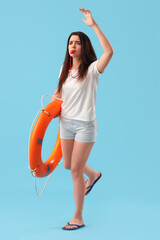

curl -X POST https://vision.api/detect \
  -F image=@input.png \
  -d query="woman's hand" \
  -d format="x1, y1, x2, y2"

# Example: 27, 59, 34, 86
50, 88, 62, 102
79, 8, 96, 27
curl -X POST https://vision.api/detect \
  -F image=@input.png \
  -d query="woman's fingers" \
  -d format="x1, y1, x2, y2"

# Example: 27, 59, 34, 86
79, 8, 91, 16
79, 8, 87, 12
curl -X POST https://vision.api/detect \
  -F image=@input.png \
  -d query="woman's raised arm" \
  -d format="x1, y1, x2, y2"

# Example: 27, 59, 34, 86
79, 8, 113, 73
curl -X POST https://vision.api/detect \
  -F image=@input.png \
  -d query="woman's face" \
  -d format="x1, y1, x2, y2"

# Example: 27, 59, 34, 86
68, 35, 82, 59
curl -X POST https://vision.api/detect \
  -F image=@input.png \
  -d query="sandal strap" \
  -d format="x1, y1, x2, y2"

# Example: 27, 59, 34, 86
67, 222, 84, 227
86, 184, 94, 189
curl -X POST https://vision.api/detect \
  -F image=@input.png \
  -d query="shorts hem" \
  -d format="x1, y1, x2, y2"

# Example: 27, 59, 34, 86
75, 141, 96, 143
60, 136, 96, 142
75, 138, 96, 143
60, 136, 74, 140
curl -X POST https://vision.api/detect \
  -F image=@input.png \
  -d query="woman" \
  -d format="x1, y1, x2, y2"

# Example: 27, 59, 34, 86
51, 8, 113, 230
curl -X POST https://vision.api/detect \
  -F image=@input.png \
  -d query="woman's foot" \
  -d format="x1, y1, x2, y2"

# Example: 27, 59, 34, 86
62, 217, 84, 230
85, 171, 102, 195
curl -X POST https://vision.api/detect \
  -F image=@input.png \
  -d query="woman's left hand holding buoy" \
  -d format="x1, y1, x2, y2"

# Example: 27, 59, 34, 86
79, 8, 96, 27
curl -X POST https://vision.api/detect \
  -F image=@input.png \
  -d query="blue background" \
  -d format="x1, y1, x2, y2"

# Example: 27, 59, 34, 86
0, 0, 160, 239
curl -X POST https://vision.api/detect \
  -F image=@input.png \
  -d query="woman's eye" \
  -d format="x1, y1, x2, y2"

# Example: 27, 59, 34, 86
69, 42, 81, 45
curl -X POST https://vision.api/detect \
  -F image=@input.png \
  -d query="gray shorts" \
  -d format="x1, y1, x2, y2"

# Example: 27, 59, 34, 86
60, 116, 97, 142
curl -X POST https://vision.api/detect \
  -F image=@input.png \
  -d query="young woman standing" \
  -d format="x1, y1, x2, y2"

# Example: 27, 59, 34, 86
51, 8, 113, 230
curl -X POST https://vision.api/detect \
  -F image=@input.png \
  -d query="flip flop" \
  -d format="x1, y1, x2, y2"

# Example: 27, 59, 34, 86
62, 222, 85, 230
85, 172, 102, 196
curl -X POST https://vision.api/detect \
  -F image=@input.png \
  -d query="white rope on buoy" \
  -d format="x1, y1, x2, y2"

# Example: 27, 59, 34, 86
34, 173, 52, 197
28, 94, 63, 197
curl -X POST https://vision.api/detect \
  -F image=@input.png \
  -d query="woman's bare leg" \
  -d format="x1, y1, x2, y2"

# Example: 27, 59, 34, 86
60, 138, 101, 196
62, 140, 95, 229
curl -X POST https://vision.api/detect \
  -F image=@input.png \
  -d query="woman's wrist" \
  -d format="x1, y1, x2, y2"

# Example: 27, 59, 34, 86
91, 22, 98, 28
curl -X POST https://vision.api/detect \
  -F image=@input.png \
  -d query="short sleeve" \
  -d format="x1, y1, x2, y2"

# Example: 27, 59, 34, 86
90, 60, 104, 76
95, 60, 104, 75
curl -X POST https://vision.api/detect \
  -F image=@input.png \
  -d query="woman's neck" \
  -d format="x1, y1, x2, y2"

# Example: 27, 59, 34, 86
72, 58, 81, 70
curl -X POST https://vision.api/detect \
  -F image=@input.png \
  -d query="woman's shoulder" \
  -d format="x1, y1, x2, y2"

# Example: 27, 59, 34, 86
88, 60, 98, 67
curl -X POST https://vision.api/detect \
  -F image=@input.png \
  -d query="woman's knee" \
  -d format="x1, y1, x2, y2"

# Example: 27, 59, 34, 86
63, 160, 71, 170
71, 166, 83, 177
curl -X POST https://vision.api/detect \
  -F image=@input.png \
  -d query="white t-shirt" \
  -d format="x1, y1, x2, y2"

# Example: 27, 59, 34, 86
58, 60, 103, 121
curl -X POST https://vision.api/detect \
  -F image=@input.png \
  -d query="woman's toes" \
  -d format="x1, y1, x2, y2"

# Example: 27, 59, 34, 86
63, 223, 69, 228
63, 223, 78, 230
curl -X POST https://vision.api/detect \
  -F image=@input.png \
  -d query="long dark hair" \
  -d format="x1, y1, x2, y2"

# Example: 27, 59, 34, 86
57, 31, 97, 93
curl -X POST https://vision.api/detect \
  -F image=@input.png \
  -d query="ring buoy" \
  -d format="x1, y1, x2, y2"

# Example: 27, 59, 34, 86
29, 98, 63, 178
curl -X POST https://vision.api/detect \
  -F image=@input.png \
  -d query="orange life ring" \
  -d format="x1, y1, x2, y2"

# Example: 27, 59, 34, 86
29, 98, 63, 178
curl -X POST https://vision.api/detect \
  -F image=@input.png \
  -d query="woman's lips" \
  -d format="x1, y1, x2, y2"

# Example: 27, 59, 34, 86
70, 50, 76, 54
